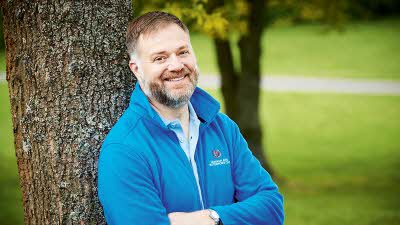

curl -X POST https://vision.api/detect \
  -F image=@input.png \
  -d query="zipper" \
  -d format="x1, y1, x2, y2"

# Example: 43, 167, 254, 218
196, 124, 208, 209
168, 131, 205, 209
195, 149, 207, 209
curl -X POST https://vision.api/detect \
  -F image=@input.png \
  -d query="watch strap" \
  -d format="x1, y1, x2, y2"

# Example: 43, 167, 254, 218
208, 209, 220, 225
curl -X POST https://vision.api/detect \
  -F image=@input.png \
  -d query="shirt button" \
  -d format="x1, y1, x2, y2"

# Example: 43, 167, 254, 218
179, 139, 183, 143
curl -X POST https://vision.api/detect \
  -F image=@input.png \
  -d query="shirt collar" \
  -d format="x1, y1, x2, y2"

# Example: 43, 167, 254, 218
158, 101, 198, 126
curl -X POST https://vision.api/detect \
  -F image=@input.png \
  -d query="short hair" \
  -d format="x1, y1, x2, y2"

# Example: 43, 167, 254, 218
126, 11, 189, 59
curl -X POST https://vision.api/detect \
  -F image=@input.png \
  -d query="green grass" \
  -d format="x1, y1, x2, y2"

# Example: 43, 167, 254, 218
0, 83, 23, 225
191, 18, 400, 80
0, 51, 5, 71
1, 81, 399, 224
263, 92, 400, 225
207, 89, 400, 225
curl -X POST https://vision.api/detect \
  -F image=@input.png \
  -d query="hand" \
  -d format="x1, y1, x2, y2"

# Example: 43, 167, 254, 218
168, 210, 214, 225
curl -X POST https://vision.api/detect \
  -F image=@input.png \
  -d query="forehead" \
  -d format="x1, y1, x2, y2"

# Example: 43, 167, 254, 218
137, 24, 191, 56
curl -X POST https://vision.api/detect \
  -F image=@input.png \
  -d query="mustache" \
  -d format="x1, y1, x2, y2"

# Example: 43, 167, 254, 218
161, 67, 191, 80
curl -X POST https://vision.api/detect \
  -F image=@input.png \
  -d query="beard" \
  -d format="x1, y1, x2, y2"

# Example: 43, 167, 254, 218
142, 66, 199, 108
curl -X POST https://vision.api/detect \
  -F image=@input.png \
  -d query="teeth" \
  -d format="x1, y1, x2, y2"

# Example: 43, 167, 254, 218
168, 76, 185, 82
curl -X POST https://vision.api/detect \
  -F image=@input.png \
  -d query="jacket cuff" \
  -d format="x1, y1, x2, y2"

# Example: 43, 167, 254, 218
210, 206, 231, 225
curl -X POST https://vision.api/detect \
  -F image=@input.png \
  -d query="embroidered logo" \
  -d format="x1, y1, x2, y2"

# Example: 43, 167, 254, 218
212, 149, 222, 158
209, 149, 230, 167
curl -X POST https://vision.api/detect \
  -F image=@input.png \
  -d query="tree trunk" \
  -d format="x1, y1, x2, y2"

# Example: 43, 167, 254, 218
213, 38, 239, 122
1, 1, 133, 224
213, 0, 275, 175
237, 0, 274, 175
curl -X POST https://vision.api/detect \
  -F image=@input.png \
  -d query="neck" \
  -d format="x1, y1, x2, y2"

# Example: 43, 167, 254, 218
148, 98, 189, 123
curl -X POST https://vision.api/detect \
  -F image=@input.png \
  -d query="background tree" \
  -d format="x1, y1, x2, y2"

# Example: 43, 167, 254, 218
1, 0, 133, 224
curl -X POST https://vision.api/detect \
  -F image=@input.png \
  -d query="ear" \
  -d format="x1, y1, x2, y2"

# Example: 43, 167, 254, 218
129, 58, 145, 87
129, 59, 140, 76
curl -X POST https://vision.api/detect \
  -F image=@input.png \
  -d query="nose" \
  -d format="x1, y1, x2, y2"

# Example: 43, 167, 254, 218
167, 54, 184, 71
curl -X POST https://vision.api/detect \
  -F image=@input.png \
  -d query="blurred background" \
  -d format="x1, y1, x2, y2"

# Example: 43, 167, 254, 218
1, 0, 399, 224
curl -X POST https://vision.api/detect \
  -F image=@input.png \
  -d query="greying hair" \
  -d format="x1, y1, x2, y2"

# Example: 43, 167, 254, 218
126, 11, 189, 59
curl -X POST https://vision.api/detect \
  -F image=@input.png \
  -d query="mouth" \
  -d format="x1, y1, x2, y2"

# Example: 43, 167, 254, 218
164, 74, 187, 82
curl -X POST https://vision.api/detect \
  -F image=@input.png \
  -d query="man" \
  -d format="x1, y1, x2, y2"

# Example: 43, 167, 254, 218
98, 11, 284, 225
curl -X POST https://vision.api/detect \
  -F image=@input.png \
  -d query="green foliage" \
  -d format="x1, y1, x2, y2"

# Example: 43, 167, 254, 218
162, 1, 231, 38
132, 0, 400, 39
132, 0, 362, 39
133, 0, 249, 39
268, 0, 349, 28
268, 0, 400, 26
347, 0, 400, 19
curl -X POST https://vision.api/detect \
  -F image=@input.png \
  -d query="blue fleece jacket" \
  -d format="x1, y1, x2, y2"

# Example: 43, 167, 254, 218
98, 83, 284, 225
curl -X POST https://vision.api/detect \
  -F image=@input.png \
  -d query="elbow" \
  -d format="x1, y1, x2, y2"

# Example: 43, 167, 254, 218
260, 190, 284, 225
270, 191, 284, 225
277, 193, 285, 225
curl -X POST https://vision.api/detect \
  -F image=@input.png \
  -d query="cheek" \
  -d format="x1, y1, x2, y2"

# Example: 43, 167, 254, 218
183, 57, 198, 71
142, 65, 165, 80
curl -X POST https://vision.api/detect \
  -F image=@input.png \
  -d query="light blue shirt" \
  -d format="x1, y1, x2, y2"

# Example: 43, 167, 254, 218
159, 101, 204, 209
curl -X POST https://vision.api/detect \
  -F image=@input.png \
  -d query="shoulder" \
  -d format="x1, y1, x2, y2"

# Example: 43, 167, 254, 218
101, 107, 149, 153
99, 110, 153, 172
212, 112, 239, 132
204, 112, 241, 148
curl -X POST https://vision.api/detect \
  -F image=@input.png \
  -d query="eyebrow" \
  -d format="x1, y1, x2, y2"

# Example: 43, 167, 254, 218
149, 45, 189, 57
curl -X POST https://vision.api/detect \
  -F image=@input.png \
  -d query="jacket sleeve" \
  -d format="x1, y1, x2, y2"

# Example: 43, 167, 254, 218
98, 143, 170, 225
211, 119, 284, 225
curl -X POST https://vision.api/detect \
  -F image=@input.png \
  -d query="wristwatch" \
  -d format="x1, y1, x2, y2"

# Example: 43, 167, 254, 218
208, 209, 221, 225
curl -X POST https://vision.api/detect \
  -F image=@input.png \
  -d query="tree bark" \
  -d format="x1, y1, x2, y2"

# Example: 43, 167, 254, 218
1, 0, 133, 224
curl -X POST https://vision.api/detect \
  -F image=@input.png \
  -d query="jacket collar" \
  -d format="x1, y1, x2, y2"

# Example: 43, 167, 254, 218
128, 82, 220, 126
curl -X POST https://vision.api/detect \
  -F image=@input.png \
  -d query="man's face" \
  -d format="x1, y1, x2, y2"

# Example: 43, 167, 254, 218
129, 23, 199, 108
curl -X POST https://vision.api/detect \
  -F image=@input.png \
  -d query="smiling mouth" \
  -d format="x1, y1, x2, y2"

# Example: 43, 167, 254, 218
165, 75, 187, 82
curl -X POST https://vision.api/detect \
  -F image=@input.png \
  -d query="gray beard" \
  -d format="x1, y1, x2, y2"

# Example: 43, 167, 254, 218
144, 71, 198, 108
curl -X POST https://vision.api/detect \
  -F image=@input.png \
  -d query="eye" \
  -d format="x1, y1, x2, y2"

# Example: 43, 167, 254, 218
179, 50, 190, 56
154, 56, 166, 63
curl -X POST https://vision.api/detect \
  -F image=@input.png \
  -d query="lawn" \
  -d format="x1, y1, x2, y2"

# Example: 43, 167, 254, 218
263, 91, 400, 225
191, 18, 400, 80
210, 89, 400, 225
0, 51, 5, 71
1, 82, 399, 225
0, 83, 23, 225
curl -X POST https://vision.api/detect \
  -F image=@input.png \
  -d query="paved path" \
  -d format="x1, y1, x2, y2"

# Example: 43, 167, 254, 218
198, 74, 400, 95
2, 72, 400, 95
